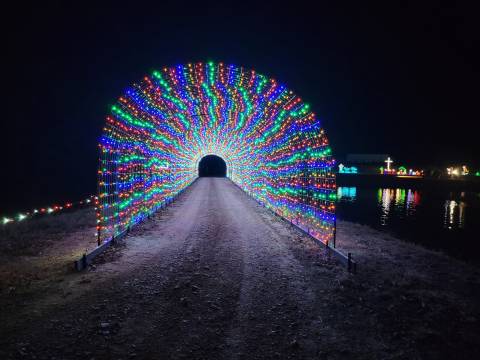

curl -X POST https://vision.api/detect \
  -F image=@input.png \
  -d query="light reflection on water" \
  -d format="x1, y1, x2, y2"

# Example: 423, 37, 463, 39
337, 187, 467, 229
337, 187, 356, 202
443, 199, 466, 230
376, 188, 421, 225
336, 186, 480, 264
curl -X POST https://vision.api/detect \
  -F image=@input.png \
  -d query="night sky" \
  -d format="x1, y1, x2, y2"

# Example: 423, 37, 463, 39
1, 1, 478, 212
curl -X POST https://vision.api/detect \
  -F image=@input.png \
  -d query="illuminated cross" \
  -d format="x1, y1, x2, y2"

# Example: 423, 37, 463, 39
385, 157, 393, 171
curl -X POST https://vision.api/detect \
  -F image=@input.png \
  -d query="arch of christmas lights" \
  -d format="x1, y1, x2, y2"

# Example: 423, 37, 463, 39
97, 62, 336, 245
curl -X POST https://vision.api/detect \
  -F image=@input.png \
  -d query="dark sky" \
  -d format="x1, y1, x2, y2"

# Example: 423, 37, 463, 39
1, 1, 478, 212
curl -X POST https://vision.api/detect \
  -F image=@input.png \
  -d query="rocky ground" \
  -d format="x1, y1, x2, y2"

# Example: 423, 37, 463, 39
0, 178, 479, 359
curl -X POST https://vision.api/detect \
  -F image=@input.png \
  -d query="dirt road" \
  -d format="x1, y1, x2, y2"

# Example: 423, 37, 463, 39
1, 178, 479, 359
0, 178, 343, 359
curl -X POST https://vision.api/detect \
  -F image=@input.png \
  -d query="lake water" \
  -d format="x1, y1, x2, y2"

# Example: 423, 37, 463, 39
336, 186, 480, 265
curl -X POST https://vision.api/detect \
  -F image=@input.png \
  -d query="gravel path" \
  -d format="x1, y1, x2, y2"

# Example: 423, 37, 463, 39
2, 178, 479, 359
0, 178, 343, 359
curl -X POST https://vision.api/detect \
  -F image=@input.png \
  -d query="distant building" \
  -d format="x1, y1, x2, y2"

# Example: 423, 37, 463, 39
346, 154, 389, 164
342, 154, 391, 175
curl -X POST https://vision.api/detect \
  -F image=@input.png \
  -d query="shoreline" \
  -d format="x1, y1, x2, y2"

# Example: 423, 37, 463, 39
338, 218, 480, 268
337, 173, 480, 190
337, 219, 479, 270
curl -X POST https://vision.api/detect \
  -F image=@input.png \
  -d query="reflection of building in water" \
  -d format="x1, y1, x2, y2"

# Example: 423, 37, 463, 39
378, 188, 420, 225
395, 188, 406, 206
379, 189, 393, 225
443, 200, 466, 229
337, 187, 357, 201
405, 189, 420, 215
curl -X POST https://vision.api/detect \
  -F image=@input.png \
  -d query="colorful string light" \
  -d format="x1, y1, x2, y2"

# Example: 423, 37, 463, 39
379, 166, 424, 177
97, 62, 336, 245
338, 164, 358, 174
1, 195, 95, 226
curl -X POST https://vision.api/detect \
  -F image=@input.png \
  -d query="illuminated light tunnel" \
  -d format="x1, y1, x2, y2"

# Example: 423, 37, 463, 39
97, 62, 336, 245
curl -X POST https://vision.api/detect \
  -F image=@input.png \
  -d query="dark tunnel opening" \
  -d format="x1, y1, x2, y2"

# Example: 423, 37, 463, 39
198, 155, 227, 177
